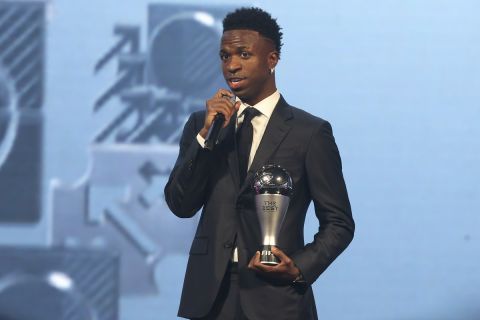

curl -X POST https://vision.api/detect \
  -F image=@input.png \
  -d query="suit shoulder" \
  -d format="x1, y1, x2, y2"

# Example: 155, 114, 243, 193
184, 110, 206, 131
190, 110, 206, 122
288, 104, 330, 128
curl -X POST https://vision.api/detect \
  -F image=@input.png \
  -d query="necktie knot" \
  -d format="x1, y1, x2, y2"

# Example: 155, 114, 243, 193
241, 107, 261, 124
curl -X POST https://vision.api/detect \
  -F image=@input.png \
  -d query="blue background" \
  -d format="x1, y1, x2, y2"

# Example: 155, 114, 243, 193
0, 0, 479, 319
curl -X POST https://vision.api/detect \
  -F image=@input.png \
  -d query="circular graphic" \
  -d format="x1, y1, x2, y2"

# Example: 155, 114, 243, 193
148, 11, 225, 99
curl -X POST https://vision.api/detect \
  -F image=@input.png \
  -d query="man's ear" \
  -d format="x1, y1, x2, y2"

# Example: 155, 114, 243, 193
268, 51, 279, 69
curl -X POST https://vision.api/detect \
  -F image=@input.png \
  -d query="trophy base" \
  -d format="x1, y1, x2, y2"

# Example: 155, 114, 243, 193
260, 245, 279, 265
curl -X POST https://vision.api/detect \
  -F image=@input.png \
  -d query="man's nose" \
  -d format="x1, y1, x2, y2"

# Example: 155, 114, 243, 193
226, 57, 241, 73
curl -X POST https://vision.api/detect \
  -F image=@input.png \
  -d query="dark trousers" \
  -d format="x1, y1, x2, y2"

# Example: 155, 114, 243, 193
191, 262, 248, 320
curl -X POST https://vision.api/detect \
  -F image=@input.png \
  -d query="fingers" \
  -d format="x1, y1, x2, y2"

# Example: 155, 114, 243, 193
203, 90, 237, 130
211, 89, 236, 111
248, 251, 276, 275
249, 252, 275, 273
214, 89, 234, 99
222, 101, 241, 128
247, 248, 298, 282
207, 99, 233, 118
248, 250, 282, 273
271, 246, 292, 265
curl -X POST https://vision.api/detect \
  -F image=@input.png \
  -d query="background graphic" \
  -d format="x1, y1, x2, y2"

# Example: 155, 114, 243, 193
0, 0, 479, 319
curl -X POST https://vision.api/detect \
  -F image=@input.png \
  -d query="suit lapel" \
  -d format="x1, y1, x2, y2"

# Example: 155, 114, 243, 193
239, 96, 293, 194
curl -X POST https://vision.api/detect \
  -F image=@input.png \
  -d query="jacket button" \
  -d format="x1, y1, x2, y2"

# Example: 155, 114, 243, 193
223, 242, 233, 248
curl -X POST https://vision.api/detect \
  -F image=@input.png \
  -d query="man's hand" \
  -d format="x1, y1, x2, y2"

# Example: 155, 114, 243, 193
199, 89, 241, 138
248, 246, 301, 283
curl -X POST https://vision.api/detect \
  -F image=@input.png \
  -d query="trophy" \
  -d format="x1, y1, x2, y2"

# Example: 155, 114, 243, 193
252, 164, 293, 265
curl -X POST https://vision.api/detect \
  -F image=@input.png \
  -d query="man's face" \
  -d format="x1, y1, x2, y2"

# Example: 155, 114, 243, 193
220, 29, 278, 106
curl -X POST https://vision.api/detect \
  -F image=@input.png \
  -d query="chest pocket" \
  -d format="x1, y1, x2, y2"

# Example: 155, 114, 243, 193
269, 146, 304, 181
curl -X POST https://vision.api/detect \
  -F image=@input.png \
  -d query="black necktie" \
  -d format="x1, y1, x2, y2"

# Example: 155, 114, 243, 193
237, 107, 261, 185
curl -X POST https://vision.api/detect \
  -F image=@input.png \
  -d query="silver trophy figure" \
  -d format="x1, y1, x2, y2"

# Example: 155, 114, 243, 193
252, 164, 293, 265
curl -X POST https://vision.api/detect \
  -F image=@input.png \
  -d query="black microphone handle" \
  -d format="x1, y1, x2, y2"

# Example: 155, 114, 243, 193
204, 113, 226, 150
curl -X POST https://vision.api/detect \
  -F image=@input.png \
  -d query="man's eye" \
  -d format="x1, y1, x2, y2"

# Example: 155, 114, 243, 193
240, 51, 250, 58
220, 53, 229, 61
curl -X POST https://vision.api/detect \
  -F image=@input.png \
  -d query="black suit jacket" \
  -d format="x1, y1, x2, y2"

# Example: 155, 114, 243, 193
165, 96, 354, 319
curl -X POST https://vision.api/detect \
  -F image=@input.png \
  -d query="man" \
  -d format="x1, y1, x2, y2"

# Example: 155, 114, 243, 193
165, 7, 354, 320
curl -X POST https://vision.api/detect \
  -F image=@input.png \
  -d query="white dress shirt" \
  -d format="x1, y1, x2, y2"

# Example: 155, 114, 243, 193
196, 90, 281, 261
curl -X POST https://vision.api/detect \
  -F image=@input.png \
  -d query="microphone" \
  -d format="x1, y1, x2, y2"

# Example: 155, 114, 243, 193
204, 95, 236, 150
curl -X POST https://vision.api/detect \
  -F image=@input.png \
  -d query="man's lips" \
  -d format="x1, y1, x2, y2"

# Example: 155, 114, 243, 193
228, 77, 246, 90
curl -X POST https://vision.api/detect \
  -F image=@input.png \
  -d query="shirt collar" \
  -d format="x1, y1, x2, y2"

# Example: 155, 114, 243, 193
237, 90, 280, 119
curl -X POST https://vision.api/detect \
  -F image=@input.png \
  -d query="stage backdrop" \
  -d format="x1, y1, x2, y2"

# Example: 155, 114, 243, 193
0, 0, 479, 319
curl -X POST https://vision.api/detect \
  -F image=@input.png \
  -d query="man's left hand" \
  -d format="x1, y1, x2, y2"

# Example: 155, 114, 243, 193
248, 246, 301, 283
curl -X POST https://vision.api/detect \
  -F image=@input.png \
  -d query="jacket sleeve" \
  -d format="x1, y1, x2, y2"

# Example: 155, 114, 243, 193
164, 112, 213, 218
291, 121, 355, 285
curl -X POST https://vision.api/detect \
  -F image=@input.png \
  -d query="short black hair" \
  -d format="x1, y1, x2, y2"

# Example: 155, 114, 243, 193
223, 7, 283, 56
